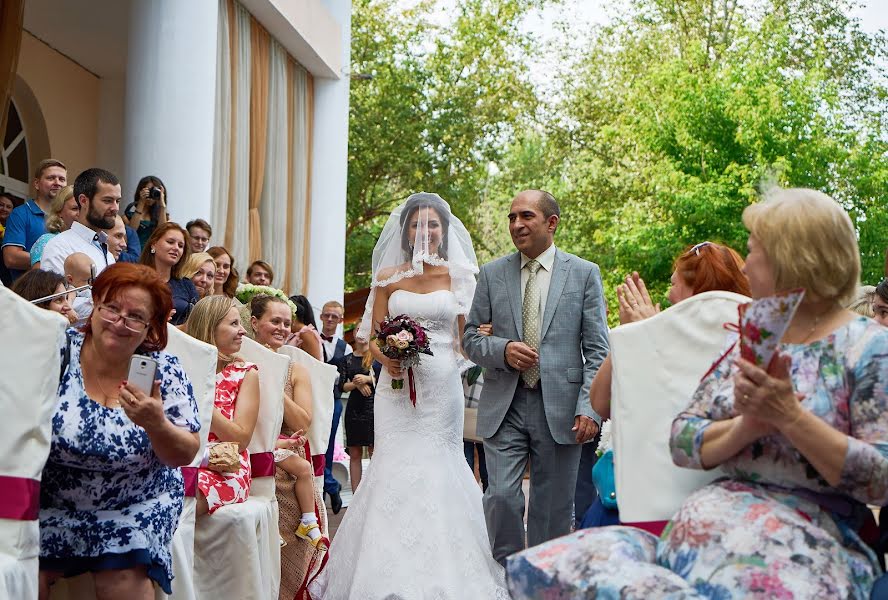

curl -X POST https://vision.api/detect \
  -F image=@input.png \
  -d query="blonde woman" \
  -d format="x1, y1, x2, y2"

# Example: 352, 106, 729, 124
30, 185, 79, 268
182, 252, 217, 299
508, 188, 888, 600
185, 296, 260, 516
848, 285, 876, 318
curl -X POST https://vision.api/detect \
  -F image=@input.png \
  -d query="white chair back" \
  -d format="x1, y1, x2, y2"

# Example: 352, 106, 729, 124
277, 345, 339, 455
237, 337, 288, 455
611, 290, 747, 523
237, 338, 288, 501
0, 288, 65, 483
165, 325, 218, 465
0, 288, 66, 600
194, 338, 286, 600
154, 325, 218, 600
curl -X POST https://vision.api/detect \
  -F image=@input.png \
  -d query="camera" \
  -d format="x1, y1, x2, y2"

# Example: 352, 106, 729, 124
148, 187, 162, 200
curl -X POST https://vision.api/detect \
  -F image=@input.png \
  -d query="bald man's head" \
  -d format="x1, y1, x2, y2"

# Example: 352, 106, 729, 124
64, 253, 94, 287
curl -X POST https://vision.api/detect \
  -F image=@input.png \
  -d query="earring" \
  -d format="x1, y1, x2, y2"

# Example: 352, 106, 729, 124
150, 247, 156, 254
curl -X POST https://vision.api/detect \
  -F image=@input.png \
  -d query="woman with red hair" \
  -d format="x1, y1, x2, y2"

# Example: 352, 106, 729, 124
591, 241, 750, 421
573, 242, 750, 527
38, 263, 200, 599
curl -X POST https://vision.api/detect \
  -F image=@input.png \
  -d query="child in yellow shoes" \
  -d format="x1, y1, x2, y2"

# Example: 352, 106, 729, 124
274, 431, 328, 549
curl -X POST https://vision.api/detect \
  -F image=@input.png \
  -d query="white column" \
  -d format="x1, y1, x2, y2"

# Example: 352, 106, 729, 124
123, 0, 219, 225
306, 0, 351, 308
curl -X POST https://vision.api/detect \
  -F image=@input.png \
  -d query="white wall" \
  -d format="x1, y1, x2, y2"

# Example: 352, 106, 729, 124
306, 0, 351, 308
122, 0, 219, 224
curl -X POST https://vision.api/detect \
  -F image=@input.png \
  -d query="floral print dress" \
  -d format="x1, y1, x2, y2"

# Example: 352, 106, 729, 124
507, 317, 888, 599
197, 361, 258, 513
40, 330, 200, 594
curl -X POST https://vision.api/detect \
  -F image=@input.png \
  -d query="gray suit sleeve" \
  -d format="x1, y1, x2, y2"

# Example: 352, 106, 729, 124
577, 263, 609, 424
463, 264, 510, 370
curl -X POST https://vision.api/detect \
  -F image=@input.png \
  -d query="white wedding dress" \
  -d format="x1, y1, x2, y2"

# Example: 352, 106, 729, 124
309, 289, 508, 599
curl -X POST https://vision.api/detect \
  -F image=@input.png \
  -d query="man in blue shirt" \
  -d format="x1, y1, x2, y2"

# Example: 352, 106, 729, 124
120, 224, 142, 263
1, 159, 67, 280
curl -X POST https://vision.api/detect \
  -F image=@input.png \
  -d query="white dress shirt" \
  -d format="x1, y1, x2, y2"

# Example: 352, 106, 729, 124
321, 334, 353, 363
520, 243, 557, 341
41, 221, 115, 276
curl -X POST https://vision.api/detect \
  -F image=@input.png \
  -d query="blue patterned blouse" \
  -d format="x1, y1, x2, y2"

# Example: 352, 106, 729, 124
39, 329, 201, 593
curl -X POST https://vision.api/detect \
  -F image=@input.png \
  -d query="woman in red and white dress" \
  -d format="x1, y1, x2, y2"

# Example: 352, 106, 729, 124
186, 295, 261, 514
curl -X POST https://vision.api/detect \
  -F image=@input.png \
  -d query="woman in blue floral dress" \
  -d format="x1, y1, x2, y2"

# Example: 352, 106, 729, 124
39, 264, 200, 599
507, 188, 888, 599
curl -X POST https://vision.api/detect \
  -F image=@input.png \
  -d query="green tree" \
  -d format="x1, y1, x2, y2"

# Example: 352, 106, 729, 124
537, 0, 888, 319
345, 0, 544, 290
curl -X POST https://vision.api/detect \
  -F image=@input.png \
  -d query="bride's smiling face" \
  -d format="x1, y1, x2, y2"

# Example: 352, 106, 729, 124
408, 207, 443, 256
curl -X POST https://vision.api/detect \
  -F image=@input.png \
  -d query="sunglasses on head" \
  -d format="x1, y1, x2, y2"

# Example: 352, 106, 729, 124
689, 241, 713, 256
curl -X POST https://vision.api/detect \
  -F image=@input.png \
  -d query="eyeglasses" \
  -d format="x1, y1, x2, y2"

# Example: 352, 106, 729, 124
689, 241, 713, 256
320, 312, 343, 321
97, 305, 150, 333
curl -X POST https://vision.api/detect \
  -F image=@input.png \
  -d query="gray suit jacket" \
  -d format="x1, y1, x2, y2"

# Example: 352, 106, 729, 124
463, 249, 609, 445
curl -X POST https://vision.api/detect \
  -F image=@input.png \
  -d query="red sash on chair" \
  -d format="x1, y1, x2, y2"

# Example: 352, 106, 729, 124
182, 467, 198, 498
250, 452, 276, 477
0, 476, 40, 520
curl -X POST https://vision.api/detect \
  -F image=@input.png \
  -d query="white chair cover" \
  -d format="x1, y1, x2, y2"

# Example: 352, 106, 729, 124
156, 325, 218, 600
0, 288, 66, 600
276, 345, 339, 456
611, 290, 747, 523
194, 338, 288, 600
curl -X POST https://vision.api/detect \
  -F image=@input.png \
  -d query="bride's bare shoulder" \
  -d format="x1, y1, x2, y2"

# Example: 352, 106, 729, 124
376, 262, 413, 285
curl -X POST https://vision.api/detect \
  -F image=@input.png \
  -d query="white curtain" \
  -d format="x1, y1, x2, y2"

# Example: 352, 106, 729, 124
210, 0, 231, 241
229, 1, 252, 274
211, 0, 314, 290
260, 41, 288, 289
287, 64, 311, 295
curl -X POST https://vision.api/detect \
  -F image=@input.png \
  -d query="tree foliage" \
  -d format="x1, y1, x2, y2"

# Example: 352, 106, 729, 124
346, 0, 888, 320
346, 0, 544, 289
532, 0, 888, 315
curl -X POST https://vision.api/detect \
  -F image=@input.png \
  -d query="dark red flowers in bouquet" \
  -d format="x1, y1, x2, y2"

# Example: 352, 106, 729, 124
373, 314, 433, 406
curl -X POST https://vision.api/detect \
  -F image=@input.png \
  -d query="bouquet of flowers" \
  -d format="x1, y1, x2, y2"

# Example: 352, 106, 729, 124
373, 314, 433, 406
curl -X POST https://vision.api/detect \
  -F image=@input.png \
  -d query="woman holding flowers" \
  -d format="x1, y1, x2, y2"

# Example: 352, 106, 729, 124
308, 193, 507, 599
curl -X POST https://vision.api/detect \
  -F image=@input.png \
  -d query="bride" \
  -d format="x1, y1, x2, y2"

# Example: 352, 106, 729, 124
308, 193, 508, 599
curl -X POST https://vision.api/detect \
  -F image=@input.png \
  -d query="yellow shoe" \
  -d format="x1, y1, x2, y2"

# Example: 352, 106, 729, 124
295, 521, 329, 550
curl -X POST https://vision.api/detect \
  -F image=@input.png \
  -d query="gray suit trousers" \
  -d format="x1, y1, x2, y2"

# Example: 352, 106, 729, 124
482, 385, 582, 565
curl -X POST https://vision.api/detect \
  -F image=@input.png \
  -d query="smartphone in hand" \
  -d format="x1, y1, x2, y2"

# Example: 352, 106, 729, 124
127, 355, 158, 395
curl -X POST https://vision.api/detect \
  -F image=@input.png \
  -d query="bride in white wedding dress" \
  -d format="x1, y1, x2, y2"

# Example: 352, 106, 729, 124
308, 193, 508, 599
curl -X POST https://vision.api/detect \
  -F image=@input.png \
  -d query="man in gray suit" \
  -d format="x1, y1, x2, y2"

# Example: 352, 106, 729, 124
463, 190, 609, 564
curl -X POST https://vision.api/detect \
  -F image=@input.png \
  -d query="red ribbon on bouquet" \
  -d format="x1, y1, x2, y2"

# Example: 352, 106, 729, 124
407, 367, 417, 407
